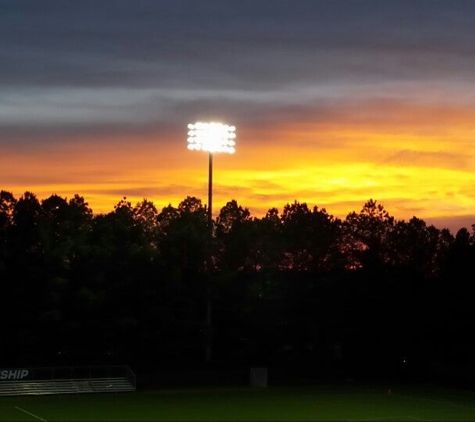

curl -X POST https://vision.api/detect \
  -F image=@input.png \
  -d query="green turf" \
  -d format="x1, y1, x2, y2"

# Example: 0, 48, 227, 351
2, 383, 475, 421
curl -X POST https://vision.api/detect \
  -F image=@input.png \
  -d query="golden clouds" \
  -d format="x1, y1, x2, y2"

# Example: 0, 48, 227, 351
2, 98, 475, 234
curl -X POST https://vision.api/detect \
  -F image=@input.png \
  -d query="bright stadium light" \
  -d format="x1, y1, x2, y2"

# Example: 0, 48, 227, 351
186, 121, 236, 228
186, 121, 236, 363
187, 122, 236, 154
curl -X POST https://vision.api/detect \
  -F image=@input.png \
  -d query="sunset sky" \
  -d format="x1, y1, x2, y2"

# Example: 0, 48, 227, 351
1, 0, 475, 233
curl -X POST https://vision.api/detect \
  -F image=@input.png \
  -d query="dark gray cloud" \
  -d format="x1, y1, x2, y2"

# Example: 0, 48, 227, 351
383, 149, 470, 170
2, 0, 475, 140
2, 0, 475, 90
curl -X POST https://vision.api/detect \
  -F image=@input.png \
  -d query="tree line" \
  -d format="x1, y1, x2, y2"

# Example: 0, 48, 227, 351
1, 190, 475, 380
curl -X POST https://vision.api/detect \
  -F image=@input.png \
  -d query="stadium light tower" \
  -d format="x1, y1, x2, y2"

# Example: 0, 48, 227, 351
187, 121, 236, 363
187, 122, 236, 229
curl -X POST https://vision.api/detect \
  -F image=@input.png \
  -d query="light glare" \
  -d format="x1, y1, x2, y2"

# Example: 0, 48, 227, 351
186, 121, 236, 154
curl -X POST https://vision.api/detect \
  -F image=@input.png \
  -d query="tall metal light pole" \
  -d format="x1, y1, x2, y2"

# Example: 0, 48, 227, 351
187, 122, 236, 228
187, 121, 236, 363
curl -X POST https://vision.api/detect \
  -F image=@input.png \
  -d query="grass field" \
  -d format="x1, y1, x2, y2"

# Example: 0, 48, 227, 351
2, 382, 475, 421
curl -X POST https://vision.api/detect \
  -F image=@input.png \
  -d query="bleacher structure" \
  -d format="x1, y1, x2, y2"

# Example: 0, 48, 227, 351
0, 365, 136, 396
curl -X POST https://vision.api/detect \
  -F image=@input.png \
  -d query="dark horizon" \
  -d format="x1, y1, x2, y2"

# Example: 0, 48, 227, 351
1, 190, 474, 390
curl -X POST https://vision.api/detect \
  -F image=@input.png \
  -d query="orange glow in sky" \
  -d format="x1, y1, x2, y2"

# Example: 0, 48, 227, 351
3, 99, 475, 234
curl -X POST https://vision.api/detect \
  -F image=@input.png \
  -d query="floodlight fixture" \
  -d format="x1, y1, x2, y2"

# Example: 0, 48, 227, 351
187, 122, 236, 154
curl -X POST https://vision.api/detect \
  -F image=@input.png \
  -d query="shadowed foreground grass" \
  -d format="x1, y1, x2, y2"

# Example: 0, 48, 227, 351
2, 383, 475, 421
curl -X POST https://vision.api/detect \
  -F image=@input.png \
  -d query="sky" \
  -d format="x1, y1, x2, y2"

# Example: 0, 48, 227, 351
1, 0, 475, 234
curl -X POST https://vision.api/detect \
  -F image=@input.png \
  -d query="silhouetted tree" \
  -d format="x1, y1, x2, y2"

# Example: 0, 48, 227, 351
280, 201, 341, 272
11, 191, 41, 262
0, 190, 17, 362
154, 197, 209, 362
215, 200, 254, 272
342, 199, 395, 271
254, 207, 283, 272
133, 198, 159, 250
6, 192, 43, 362
0, 190, 16, 269
436, 227, 475, 365
157, 196, 208, 278
38, 194, 96, 359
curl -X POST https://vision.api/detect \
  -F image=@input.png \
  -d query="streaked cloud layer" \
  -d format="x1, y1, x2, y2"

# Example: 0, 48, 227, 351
1, 0, 475, 233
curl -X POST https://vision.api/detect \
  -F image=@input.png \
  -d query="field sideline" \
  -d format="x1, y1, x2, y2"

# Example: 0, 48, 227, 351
2, 383, 475, 421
